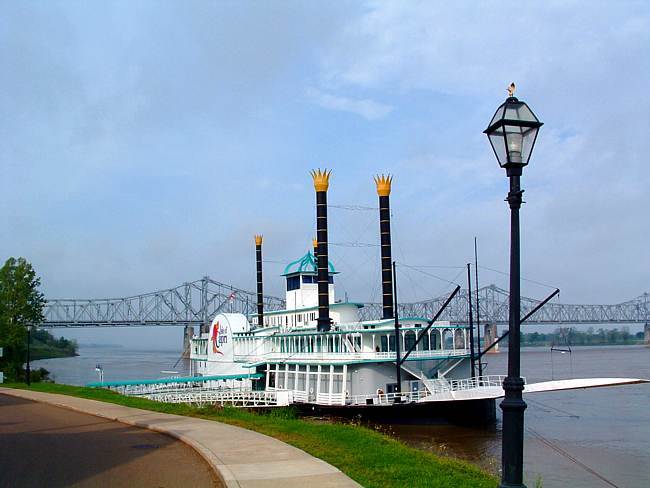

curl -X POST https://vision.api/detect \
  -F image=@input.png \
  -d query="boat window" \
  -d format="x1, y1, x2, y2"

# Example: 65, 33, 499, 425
380, 335, 388, 352
422, 332, 430, 350
328, 276, 334, 284
286, 276, 300, 291
405, 331, 416, 351
302, 275, 316, 284
388, 334, 396, 352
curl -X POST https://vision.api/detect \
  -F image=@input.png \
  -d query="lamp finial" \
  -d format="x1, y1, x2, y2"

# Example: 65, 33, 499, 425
507, 82, 516, 97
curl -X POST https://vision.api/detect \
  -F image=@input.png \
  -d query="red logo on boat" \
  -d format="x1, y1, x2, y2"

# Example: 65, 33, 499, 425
211, 321, 228, 355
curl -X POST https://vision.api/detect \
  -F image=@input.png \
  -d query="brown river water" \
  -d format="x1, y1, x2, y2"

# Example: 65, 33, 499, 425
382, 345, 650, 487
35, 343, 649, 487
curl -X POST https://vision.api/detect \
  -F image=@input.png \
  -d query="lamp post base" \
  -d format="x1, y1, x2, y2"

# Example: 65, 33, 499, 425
499, 385, 527, 488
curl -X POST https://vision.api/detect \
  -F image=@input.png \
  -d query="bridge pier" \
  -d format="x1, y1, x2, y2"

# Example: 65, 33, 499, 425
182, 325, 194, 358
644, 323, 650, 346
483, 323, 499, 353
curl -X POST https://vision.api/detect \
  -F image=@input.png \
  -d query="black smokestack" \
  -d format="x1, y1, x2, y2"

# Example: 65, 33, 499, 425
375, 174, 394, 319
255, 234, 264, 327
311, 169, 332, 332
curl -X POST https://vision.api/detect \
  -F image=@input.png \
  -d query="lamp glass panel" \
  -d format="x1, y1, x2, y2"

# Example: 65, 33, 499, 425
489, 104, 505, 127
521, 126, 539, 165
515, 103, 538, 123
488, 129, 508, 166
504, 125, 524, 165
504, 102, 538, 123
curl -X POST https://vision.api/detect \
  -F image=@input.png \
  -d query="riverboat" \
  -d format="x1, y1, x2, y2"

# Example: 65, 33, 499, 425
183, 171, 646, 423
189, 249, 497, 421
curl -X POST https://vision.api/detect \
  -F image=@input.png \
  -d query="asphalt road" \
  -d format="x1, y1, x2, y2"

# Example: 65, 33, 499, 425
0, 393, 221, 488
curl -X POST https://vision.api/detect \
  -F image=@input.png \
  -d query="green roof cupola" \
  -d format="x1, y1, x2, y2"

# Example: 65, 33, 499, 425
283, 250, 337, 299
282, 250, 337, 276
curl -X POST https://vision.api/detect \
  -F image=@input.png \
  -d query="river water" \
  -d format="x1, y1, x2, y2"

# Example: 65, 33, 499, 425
34, 344, 649, 487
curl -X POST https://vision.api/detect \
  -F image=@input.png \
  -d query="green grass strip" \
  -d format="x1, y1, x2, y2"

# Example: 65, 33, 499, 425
3, 383, 497, 488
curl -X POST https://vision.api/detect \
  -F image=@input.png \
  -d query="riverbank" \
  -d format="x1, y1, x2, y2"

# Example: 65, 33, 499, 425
520, 341, 645, 348
4, 383, 497, 488
30, 329, 78, 360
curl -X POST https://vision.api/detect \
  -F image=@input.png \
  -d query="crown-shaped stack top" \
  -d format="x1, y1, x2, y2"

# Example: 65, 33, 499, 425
311, 169, 331, 192
374, 174, 393, 196
254, 234, 263, 246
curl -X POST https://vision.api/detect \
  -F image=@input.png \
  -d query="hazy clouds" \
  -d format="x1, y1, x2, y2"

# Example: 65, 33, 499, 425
1, 1, 648, 306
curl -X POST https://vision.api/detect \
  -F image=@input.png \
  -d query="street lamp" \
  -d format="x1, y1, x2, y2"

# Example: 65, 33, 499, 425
26, 325, 34, 386
484, 83, 542, 488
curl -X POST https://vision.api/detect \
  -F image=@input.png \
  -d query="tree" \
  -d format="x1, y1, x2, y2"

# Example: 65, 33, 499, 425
0, 257, 46, 381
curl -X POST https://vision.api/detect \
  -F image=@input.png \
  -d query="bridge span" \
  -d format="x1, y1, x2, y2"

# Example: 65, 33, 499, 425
42, 277, 649, 328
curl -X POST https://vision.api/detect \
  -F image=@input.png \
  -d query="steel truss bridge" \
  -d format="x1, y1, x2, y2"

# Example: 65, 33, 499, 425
360, 286, 649, 325
43, 277, 285, 328
42, 277, 649, 328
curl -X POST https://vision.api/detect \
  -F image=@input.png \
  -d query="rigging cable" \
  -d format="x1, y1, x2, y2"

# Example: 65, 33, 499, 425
526, 397, 579, 419
477, 264, 558, 290
327, 204, 378, 211
397, 262, 464, 288
526, 427, 620, 488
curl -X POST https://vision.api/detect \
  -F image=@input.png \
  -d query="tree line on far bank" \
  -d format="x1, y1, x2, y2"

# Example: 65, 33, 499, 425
0, 257, 77, 383
521, 327, 644, 347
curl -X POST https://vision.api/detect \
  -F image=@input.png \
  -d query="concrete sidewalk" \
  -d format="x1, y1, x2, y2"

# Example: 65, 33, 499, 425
0, 388, 361, 488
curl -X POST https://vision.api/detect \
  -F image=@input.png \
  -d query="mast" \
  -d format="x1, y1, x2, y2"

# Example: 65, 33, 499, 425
474, 237, 484, 376
311, 169, 332, 332
392, 261, 402, 399
255, 235, 264, 327
467, 263, 476, 378
375, 174, 394, 319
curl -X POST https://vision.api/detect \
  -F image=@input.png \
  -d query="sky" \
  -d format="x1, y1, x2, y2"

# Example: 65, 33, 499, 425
2, 0, 649, 323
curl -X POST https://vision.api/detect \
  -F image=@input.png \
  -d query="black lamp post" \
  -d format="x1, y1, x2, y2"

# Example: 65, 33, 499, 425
26, 325, 33, 386
484, 84, 542, 488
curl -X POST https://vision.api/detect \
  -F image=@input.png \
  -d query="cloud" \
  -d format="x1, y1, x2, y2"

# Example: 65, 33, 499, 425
312, 1, 650, 303
1, 1, 649, 310
321, 2, 650, 99
307, 87, 393, 120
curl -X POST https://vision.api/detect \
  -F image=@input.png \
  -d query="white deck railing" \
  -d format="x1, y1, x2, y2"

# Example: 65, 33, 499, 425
112, 374, 516, 408
346, 375, 518, 406
235, 348, 469, 364
135, 388, 283, 407
347, 390, 430, 406
422, 375, 514, 394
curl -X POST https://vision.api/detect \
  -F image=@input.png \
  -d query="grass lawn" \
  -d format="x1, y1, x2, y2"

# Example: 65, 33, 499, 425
3, 382, 497, 488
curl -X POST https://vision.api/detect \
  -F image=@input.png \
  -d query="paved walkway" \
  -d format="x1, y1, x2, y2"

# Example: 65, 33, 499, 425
0, 393, 220, 488
0, 388, 360, 488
